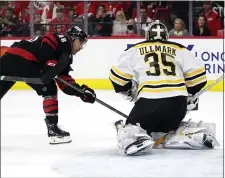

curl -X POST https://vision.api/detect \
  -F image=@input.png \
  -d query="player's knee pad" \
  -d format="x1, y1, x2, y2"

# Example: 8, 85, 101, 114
43, 95, 58, 116
117, 123, 154, 155
163, 122, 220, 149
29, 81, 57, 97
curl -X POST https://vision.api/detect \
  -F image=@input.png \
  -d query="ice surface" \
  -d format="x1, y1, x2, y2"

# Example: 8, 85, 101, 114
1, 90, 224, 177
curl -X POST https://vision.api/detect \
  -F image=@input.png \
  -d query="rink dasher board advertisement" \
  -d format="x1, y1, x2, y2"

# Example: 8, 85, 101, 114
0, 39, 224, 91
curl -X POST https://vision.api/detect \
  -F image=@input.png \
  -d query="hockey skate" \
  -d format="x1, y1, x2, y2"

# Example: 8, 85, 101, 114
45, 118, 72, 144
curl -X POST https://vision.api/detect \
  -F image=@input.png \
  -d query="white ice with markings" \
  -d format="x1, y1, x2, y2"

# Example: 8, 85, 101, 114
1, 90, 224, 177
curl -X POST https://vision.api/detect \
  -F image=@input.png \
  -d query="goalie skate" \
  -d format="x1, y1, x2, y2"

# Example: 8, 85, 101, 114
125, 136, 154, 155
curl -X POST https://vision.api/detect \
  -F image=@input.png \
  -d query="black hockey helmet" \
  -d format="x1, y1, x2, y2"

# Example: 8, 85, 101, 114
145, 20, 168, 41
66, 26, 88, 44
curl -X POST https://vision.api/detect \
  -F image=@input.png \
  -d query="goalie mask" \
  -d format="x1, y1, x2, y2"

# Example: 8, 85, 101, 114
145, 20, 168, 41
66, 26, 88, 45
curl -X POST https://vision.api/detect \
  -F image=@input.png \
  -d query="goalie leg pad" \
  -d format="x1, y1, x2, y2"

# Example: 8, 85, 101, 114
164, 123, 220, 149
180, 119, 216, 137
117, 123, 154, 155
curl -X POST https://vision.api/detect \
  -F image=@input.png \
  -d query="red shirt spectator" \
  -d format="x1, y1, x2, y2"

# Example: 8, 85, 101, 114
200, 1, 222, 36
0, 1, 29, 17
20, 10, 30, 23
75, 2, 112, 17
217, 29, 224, 37
109, 2, 123, 15
42, 2, 56, 23
48, 8, 70, 34
75, 2, 96, 16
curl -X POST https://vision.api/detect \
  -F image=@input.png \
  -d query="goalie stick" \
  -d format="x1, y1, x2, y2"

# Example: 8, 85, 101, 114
191, 74, 224, 102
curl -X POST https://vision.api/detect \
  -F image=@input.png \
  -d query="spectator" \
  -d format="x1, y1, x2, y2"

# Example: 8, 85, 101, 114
18, 8, 30, 37
75, 1, 97, 18
34, 11, 46, 36
108, 2, 124, 19
217, 29, 224, 37
134, 6, 153, 30
126, 18, 137, 34
112, 11, 127, 35
67, 7, 77, 23
169, 1, 189, 30
41, 1, 57, 23
169, 18, 188, 36
33, 1, 46, 11
200, 1, 222, 36
217, 17, 224, 37
193, 15, 211, 36
0, 7, 20, 37
20, 8, 30, 24
0, 1, 29, 18
89, 4, 113, 36
48, 7, 70, 34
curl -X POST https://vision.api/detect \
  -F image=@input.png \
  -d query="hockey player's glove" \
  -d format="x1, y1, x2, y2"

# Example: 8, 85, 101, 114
80, 84, 96, 103
187, 94, 199, 111
119, 80, 138, 102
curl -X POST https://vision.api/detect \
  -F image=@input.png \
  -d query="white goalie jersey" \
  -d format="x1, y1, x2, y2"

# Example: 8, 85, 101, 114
109, 40, 207, 99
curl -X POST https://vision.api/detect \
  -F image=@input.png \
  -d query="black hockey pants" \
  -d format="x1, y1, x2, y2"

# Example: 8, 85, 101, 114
126, 96, 187, 134
0, 53, 58, 100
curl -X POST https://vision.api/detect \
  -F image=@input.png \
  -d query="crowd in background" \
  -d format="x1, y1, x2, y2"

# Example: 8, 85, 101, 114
0, 1, 224, 37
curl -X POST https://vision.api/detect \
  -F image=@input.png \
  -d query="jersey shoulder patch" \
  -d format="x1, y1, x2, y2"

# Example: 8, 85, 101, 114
42, 32, 59, 51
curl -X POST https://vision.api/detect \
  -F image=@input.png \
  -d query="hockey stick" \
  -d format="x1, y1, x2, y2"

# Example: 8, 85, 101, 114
0, 75, 44, 84
191, 74, 224, 101
56, 77, 129, 118
0, 74, 129, 118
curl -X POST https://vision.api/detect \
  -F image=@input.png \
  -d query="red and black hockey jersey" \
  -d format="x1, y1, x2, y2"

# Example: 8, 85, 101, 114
9, 32, 73, 73
6, 32, 79, 96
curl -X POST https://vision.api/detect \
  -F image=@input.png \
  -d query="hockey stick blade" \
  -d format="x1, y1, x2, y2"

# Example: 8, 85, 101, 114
0, 75, 44, 84
56, 77, 129, 118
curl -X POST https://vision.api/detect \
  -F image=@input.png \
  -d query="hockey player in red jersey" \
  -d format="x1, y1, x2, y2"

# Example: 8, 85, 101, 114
0, 26, 96, 144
